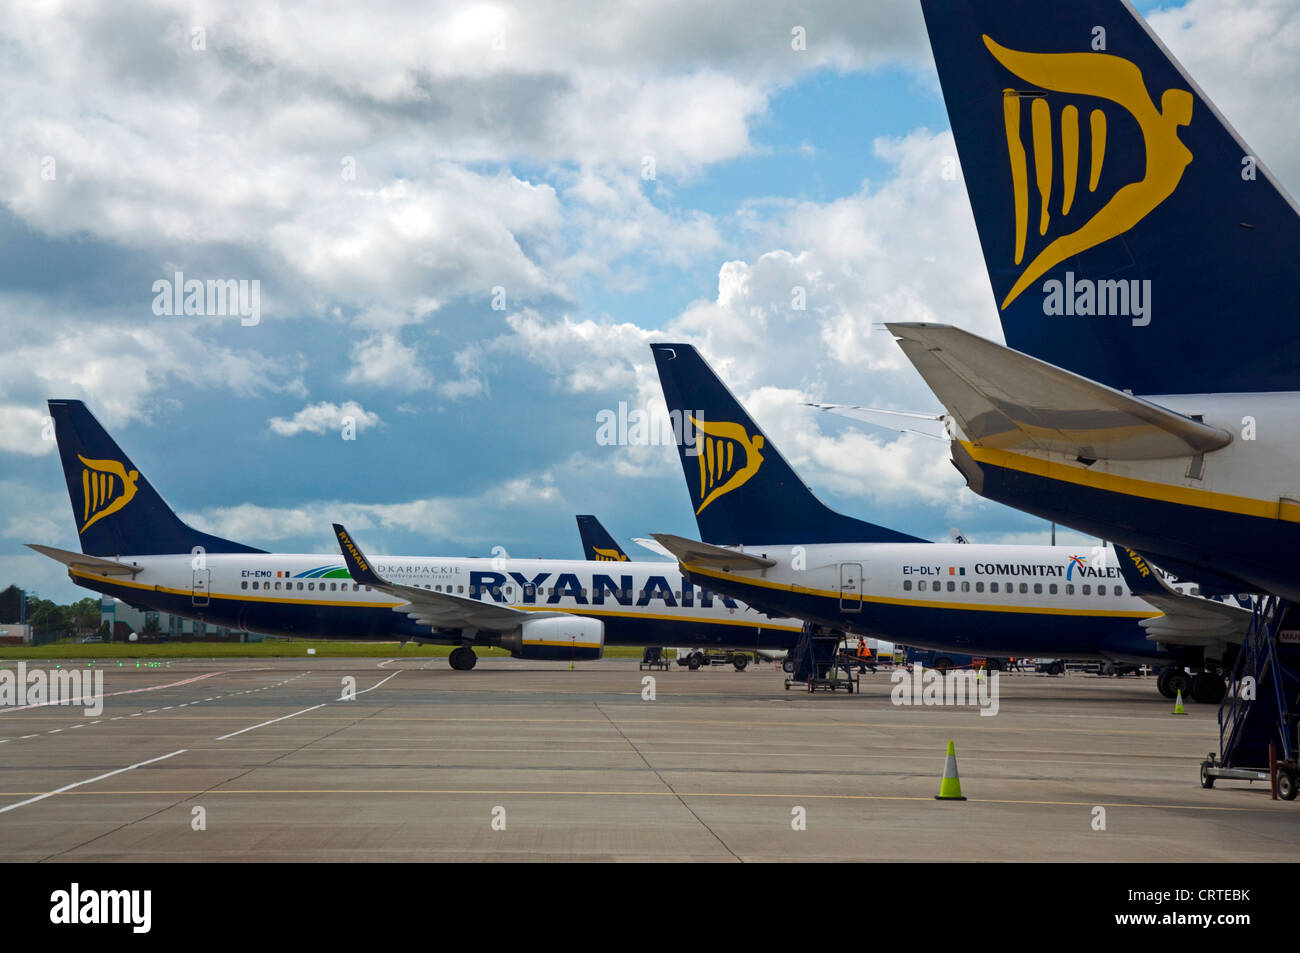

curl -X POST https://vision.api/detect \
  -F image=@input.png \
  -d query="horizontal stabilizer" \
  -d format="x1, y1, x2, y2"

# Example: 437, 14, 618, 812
631, 537, 674, 559
805, 403, 949, 441
27, 544, 143, 576
650, 533, 775, 572
885, 324, 1231, 460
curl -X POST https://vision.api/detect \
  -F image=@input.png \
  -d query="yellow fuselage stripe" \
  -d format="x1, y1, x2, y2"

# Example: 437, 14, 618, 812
960, 440, 1293, 521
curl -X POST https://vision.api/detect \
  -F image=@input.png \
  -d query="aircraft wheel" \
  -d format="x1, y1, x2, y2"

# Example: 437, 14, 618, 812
1278, 771, 1298, 801
1191, 671, 1226, 705
782, 659, 795, 674
1158, 667, 1190, 699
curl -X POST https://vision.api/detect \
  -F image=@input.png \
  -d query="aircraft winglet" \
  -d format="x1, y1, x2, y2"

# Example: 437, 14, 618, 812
332, 523, 384, 587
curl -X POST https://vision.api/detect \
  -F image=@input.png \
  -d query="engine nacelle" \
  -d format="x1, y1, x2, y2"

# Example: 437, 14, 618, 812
500, 615, 605, 661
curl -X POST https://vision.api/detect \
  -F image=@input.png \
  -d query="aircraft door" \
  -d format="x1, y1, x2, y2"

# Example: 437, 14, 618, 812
192, 569, 210, 607
839, 563, 863, 612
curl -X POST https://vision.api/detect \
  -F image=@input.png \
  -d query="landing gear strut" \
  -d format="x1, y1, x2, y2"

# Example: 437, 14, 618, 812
449, 646, 478, 671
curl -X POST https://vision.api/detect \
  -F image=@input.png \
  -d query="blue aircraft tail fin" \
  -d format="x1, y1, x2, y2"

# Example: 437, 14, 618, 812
650, 344, 926, 546
921, 0, 1300, 394
576, 515, 630, 562
48, 399, 265, 558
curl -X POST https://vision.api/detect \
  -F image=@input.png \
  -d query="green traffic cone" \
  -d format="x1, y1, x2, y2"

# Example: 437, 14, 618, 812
935, 740, 967, 801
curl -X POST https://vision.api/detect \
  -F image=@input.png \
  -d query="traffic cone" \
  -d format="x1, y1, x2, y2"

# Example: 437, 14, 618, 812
1172, 689, 1187, 715
935, 740, 967, 801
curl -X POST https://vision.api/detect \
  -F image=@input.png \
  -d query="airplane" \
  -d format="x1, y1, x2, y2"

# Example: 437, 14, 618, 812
891, 0, 1300, 603
28, 399, 805, 669
648, 343, 1250, 701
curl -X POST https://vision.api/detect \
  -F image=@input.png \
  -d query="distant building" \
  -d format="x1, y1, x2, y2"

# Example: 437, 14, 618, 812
99, 597, 258, 641
0, 623, 31, 646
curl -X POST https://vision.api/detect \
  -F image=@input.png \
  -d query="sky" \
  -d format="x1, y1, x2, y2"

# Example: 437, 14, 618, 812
4, 0, 1300, 604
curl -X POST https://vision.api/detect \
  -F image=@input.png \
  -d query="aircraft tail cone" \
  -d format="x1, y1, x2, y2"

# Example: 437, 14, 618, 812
1173, 689, 1188, 715
935, 739, 967, 801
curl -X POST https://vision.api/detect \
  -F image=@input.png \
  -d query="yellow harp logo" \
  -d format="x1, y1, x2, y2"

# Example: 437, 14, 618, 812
591, 547, 629, 562
690, 416, 765, 515
78, 455, 139, 533
986, 35, 1193, 309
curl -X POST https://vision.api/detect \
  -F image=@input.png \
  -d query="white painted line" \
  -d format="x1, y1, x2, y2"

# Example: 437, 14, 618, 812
0, 749, 187, 816
48, 729, 62, 734
0, 670, 230, 714
20, 734, 36, 739
216, 704, 326, 741
338, 671, 401, 701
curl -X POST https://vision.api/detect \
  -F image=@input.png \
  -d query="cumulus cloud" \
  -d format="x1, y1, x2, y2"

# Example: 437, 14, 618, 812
268, 400, 382, 437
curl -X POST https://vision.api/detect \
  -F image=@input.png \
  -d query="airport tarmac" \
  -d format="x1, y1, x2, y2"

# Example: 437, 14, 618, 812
0, 657, 1295, 862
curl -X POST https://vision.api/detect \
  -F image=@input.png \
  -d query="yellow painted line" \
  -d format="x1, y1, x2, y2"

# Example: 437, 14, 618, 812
961, 440, 1296, 522
679, 563, 1156, 619
0, 788, 1276, 815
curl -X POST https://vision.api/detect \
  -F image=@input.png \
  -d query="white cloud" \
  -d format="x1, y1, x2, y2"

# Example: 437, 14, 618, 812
345, 332, 434, 391
184, 471, 566, 546
268, 401, 382, 437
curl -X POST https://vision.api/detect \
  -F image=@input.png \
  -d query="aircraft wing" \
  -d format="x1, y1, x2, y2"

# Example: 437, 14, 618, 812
332, 524, 566, 633
26, 544, 143, 576
650, 533, 776, 571
1113, 545, 1251, 646
884, 323, 1232, 460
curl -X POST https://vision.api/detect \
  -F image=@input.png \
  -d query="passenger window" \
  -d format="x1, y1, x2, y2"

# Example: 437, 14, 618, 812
990, 583, 998, 593
252, 581, 259, 590
1019, 583, 1028, 594
1098, 587, 1106, 597
1082, 585, 1091, 595
1033, 583, 1042, 595
961, 581, 970, 593
903, 580, 912, 591
919, 580, 927, 592
975, 582, 984, 593
241, 581, 248, 590
1114, 586, 1123, 596
274, 581, 281, 590
1066, 584, 1074, 595
947, 581, 955, 592
308, 582, 315, 591
1049, 584, 1057, 595
330, 583, 337, 591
